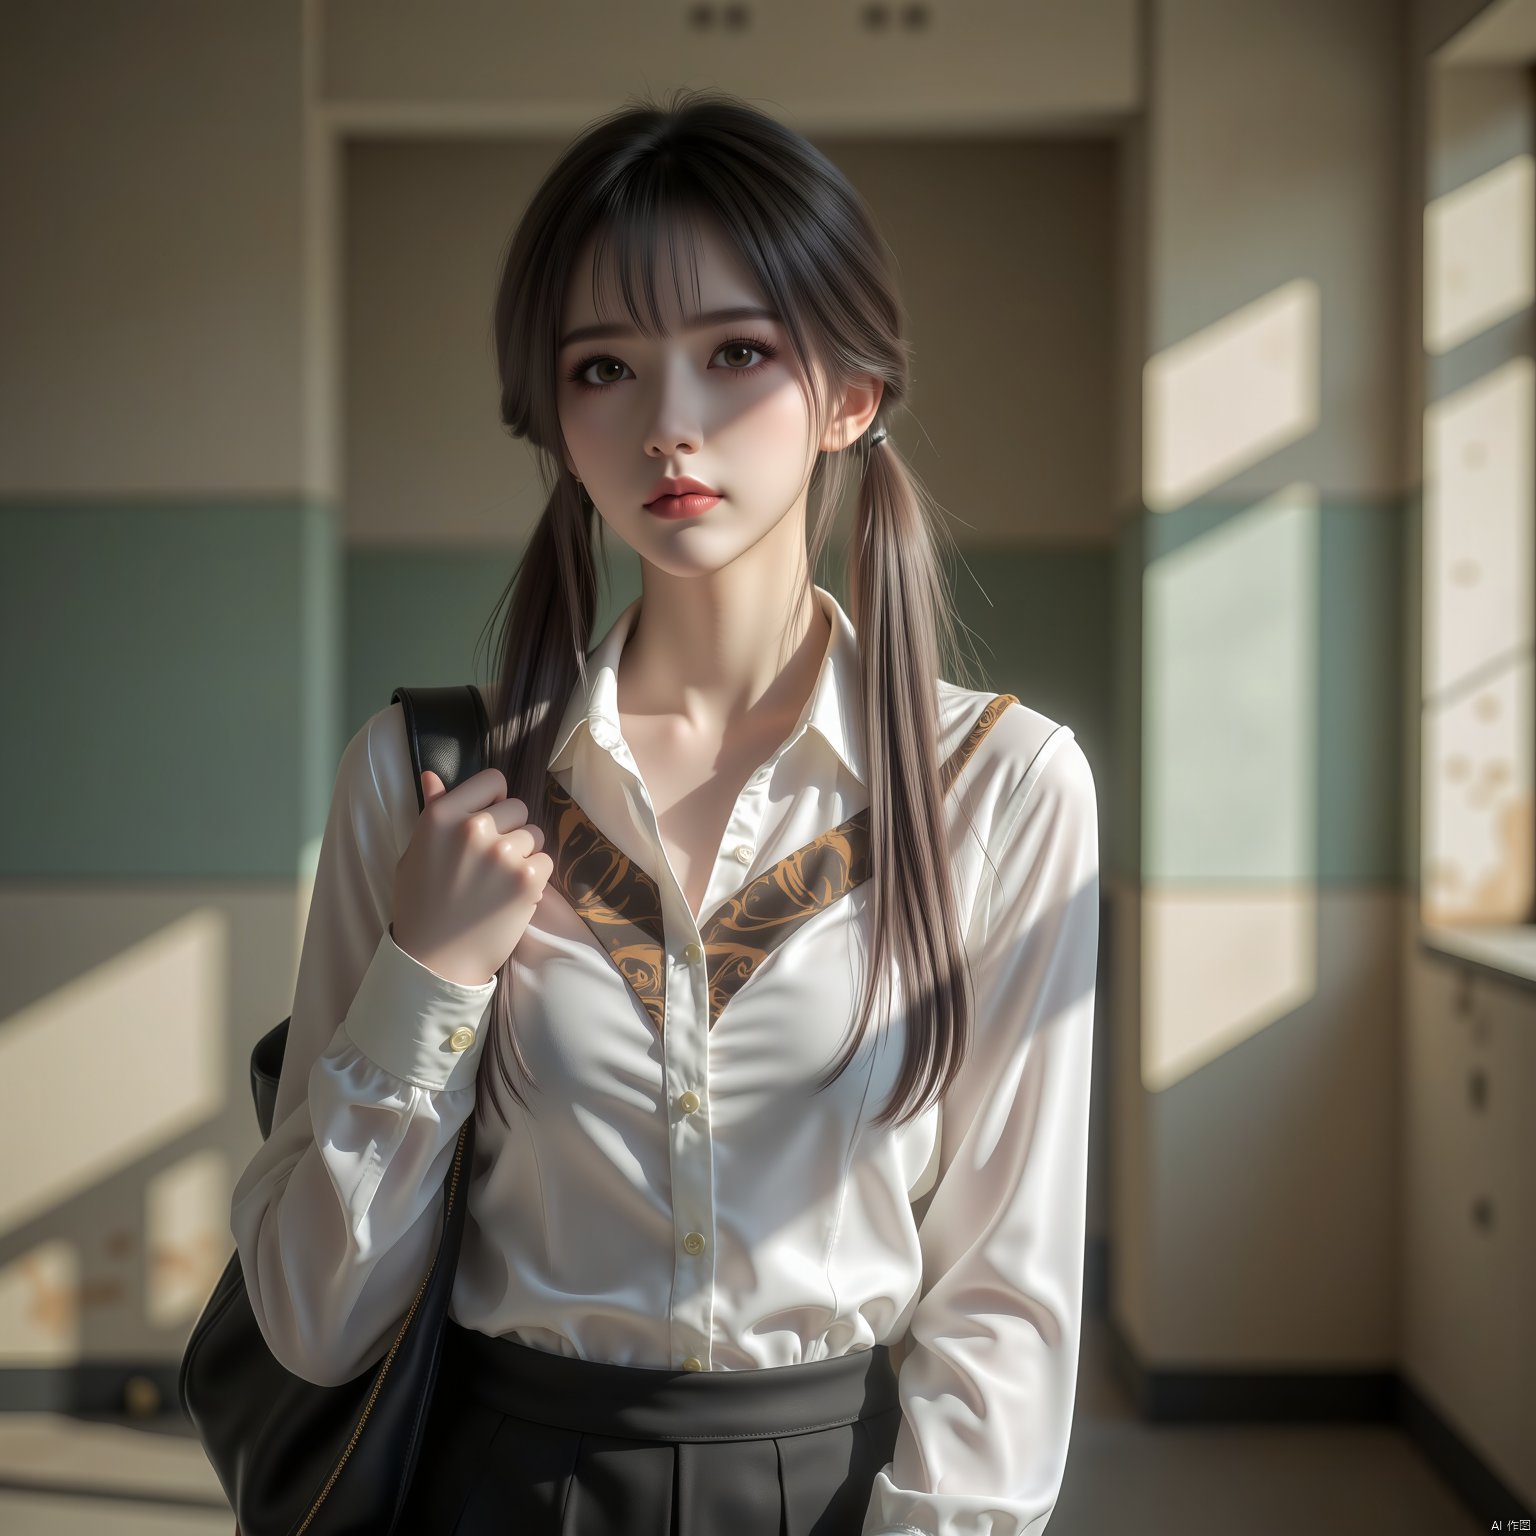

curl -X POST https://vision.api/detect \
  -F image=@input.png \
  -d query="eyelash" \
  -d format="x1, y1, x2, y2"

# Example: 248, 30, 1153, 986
564, 333, 780, 392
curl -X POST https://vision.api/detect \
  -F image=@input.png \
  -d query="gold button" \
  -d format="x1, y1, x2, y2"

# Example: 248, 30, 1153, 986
682, 1356, 704, 1371
682, 1230, 706, 1255
683, 941, 704, 966
447, 1026, 476, 1052
733, 843, 752, 864
678, 1090, 701, 1115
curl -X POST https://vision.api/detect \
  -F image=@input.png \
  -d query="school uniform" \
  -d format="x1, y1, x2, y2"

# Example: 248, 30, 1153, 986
230, 584, 1100, 1535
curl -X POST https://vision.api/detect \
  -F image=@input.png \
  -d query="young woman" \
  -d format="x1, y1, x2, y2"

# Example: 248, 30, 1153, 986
231, 88, 1100, 1536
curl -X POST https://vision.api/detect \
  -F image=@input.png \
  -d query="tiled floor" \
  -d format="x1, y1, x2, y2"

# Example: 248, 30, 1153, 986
0, 1315, 1490, 1535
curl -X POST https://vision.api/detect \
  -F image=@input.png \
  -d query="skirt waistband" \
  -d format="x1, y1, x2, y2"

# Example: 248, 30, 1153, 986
438, 1320, 899, 1443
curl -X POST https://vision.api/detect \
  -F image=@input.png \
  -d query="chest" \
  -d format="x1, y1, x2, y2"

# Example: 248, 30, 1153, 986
618, 715, 792, 924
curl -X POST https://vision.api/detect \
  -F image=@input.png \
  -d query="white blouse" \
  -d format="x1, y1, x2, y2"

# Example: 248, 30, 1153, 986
230, 583, 1100, 1536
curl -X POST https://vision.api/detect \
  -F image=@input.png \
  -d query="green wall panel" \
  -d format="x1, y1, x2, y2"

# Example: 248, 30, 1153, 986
12, 498, 1399, 890
937, 542, 1117, 863
342, 542, 644, 741
1141, 494, 1405, 886
0, 497, 335, 881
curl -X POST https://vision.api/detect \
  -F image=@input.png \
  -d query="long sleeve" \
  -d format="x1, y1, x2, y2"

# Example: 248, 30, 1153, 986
229, 705, 498, 1388
862, 726, 1100, 1536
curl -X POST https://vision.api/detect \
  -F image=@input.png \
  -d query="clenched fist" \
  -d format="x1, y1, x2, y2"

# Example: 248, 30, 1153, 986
391, 768, 554, 987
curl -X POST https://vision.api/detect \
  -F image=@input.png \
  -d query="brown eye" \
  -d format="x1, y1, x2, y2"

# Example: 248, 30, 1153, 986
564, 334, 778, 393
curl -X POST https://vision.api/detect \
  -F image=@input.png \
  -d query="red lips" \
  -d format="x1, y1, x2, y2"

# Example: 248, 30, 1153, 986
644, 475, 720, 506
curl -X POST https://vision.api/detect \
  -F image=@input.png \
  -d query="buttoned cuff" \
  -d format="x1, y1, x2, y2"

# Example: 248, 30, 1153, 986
340, 926, 498, 1093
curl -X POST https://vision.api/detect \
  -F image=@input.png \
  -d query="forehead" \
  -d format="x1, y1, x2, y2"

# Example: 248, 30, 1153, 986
561, 214, 767, 331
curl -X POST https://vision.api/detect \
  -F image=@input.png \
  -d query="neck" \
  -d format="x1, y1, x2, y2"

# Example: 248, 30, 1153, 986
617, 532, 830, 742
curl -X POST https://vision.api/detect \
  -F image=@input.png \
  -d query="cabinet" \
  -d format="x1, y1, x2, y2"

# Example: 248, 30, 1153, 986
1403, 945, 1536, 1507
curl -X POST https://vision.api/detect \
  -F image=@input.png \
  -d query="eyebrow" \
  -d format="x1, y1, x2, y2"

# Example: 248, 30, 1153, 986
559, 305, 781, 350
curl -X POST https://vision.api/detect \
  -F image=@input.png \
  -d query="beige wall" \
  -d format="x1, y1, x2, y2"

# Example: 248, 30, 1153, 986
0, 0, 312, 1373
0, 2, 308, 495
1112, 0, 1407, 1378
319, 0, 1139, 132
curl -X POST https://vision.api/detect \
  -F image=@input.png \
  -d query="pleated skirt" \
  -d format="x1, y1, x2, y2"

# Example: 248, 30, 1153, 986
396, 1318, 903, 1536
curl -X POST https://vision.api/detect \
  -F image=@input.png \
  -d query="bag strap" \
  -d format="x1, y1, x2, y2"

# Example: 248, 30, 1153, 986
249, 684, 488, 1140
390, 683, 491, 813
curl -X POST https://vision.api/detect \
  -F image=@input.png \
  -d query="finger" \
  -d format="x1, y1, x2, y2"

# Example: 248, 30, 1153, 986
440, 767, 515, 817
490, 815, 544, 854
480, 798, 539, 838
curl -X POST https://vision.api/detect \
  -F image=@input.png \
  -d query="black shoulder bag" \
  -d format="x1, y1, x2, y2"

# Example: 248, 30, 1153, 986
178, 684, 490, 1536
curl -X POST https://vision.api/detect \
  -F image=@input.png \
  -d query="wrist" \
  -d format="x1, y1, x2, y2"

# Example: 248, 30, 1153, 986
388, 924, 494, 988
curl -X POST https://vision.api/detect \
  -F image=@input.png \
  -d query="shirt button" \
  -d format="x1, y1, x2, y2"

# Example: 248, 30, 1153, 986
678, 1090, 701, 1115
682, 1356, 704, 1371
682, 1231, 706, 1255
683, 941, 704, 966
733, 843, 753, 864
447, 1026, 476, 1052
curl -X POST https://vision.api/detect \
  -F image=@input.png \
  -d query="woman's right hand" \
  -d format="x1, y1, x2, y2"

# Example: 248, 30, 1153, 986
391, 768, 554, 987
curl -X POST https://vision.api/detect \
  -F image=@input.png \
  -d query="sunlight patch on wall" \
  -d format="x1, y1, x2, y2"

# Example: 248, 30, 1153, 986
1424, 154, 1534, 355
0, 1239, 80, 1360
1141, 890, 1317, 1092
146, 1147, 230, 1329
1422, 358, 1535, 923
1141, 485, 1319, 1085
0, 912, 228, 1236
1143, 280, 1320, 511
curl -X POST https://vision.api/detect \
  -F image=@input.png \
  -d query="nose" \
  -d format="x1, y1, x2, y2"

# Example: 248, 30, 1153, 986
642, 355, 704, 459
644, 420, 701, 460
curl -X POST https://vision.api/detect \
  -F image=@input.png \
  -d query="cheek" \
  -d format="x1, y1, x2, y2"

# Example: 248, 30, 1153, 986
557, 394, 594, 440
558, 404, 611, 474
727, 383, 816, 464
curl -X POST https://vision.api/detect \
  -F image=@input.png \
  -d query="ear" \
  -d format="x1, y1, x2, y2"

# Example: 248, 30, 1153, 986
819, 373, 885, 454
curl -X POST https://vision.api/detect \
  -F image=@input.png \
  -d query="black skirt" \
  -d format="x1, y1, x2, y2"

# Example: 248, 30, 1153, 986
397, 1319, 904, 1536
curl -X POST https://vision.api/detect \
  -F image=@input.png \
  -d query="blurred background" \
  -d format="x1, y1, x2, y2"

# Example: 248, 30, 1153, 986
0, 0, 1532, 1531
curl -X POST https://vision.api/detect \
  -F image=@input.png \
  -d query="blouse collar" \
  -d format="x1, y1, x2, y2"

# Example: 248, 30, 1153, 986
546, 583, 866, 786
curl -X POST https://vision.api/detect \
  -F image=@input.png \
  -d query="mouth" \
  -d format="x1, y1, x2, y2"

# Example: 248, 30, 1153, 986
644, 492, 722, 519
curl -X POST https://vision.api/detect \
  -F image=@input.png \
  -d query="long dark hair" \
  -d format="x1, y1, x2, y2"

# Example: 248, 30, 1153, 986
475, 86, 984, 1132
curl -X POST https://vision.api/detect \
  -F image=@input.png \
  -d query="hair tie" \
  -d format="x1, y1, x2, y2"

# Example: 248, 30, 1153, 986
868, 425, 889, 447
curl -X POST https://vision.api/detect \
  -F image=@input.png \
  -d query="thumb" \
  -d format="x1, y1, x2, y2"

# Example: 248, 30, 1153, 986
420, 768, 448, 804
